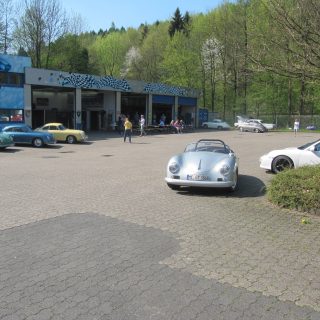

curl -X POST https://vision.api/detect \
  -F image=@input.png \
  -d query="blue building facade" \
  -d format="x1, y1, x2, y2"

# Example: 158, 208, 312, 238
0, 54, 198, 130
0, 54, 31, 123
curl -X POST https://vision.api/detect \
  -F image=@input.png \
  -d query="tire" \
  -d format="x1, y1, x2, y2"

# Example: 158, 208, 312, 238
254, 128, 259, 133
167, 183, 180, 190
271, 156, 294, 174
228, 169, 238, 192
217, 126, 223, 130
66, 135, 76, 144
32, 138, 44, 148
203, 124, 208, 129
240, 127, 244, 132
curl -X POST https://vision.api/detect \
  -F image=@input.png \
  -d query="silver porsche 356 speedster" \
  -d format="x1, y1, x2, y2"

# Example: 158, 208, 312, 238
165, 139, 239, 191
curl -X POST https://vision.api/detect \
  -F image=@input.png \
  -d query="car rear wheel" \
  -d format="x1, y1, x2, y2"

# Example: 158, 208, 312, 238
203, 124, 208, 129
272, 156, 293, 174
32, 138, 44, 148
217, 126, 223, 130
254, 128, 260, 133
167, 183, 180, 190
66, 135, 76, 144
240, 127, 244, 132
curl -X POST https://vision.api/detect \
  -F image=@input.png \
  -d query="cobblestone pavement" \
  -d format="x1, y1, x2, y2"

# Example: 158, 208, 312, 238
0, 130, 320, 319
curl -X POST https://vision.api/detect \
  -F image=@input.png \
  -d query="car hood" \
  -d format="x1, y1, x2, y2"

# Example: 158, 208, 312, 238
175, 152, 231, 170
265, 147, 298, 157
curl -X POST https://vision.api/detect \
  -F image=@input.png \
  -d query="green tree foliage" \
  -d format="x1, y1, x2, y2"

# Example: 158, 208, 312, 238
7, 0, 320, 121
92, 31, 129, 76
49, 34, 89, 73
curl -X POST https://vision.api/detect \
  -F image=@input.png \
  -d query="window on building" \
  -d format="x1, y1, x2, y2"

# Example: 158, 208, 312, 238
0, 109, 24, 122
0, 72, 24, 87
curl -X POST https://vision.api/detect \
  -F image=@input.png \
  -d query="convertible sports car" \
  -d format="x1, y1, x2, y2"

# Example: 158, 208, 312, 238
238, 120, 268, 133
260, 139, 320, 174
1, 124, 56, 147
36, 123, 88, 144
165, 139, 239, 191
234, 116, 276, 130
0, 132, 14, 149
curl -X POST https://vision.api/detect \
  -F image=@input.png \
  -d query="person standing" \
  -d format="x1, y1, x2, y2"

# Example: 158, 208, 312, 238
123, 117, 132, 143
117, 116, 124, 135
294, 118, 300, 136
139, 115, 147, 136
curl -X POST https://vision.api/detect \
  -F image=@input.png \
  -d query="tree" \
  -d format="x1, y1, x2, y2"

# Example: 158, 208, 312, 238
201, 38, 222, 114
0, 0, 16, 53
14, 0, 67, 68
168, 8, 184, 37
93, 32, 128, 76
49, 34, 89, 73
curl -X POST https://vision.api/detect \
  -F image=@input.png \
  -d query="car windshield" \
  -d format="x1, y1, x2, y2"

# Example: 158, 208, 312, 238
6, 126, 32, 133
298, 140, 320, 150
185, 140, 230, 154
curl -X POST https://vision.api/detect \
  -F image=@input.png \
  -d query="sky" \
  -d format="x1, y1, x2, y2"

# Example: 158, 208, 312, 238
63, 0, 224, 32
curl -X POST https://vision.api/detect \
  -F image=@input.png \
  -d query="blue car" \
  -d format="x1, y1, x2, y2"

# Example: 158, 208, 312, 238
0, 132, 14, 149
1, 124, 56, 147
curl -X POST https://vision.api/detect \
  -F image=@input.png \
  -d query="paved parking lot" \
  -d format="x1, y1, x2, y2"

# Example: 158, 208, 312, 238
0, 130, 320, 319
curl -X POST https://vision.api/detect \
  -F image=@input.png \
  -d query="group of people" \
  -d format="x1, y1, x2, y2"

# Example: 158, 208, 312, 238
170, 119, 185, 134
117, 114, 147, 143
117, 114, 186, 143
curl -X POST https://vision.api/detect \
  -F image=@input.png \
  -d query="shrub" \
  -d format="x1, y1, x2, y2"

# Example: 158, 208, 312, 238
267, 166, 320, 214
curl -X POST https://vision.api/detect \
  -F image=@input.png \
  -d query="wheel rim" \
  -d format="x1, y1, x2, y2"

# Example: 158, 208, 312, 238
274, 158, 292, 172
231, 172, 238, 191
67, 136, 75, 144
33, 138, 43, 147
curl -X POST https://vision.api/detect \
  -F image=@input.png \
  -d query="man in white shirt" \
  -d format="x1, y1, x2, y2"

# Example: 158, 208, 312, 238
139, 115, 147, 136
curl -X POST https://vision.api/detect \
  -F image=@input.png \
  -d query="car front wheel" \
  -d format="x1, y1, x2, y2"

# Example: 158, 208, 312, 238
167, 183, 180, 190
272, 156, 293, 174
228, 169, 238, 192
66, 135, 76, 144
32, 138, 44, 148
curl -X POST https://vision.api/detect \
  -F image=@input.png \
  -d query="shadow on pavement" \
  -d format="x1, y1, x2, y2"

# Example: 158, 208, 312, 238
175, 174, 266, 198
0, 147, 22, 153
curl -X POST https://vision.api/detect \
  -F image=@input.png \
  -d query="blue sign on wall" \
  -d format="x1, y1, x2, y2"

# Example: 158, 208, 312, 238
198, 108, 208, 124
0, 87, 24, 109
0, 54, 31, 73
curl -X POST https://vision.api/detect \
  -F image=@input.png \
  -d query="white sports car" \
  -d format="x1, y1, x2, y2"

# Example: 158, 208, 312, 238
201, 119, 231, 130
260, 139, 320, 174
165, 139, 239, 191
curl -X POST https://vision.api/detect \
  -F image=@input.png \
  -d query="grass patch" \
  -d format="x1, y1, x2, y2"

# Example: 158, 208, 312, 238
268, 166, 320, 214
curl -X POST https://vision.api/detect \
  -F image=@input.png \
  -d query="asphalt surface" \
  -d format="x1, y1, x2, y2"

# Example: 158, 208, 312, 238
0, 129, 319, 320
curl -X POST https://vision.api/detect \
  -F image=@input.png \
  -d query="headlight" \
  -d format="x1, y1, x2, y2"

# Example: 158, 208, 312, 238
220, 164, 231, 176
169, 162, 180, 174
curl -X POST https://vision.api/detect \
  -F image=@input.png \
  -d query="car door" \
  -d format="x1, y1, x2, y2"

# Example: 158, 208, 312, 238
48, 125, 64, 141
299, 142, 320, 166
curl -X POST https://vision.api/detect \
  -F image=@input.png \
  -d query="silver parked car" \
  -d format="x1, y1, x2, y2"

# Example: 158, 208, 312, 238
201, 119, 231, 130
238, 120, 268, 133
165, 139, 239, 192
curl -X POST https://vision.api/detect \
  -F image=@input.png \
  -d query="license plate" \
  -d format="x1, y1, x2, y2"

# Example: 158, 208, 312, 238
187, 174, 209, 181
